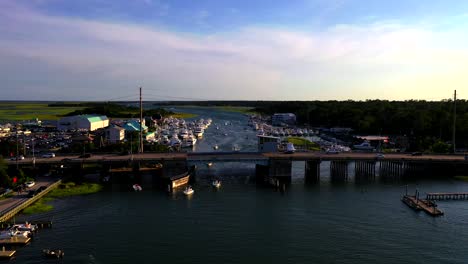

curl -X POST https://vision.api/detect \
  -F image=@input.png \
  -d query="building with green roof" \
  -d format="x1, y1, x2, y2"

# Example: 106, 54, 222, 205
57, 115, 109, 131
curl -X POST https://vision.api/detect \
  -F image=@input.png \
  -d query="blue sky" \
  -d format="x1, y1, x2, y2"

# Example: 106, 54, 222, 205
1, 0, 468, 101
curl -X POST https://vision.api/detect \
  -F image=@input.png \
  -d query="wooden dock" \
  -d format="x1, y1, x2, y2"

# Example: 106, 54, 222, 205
0, 249, 16, 259
426, 192, 468, 200
402, 195, 444, 216
0, 237, 31, 245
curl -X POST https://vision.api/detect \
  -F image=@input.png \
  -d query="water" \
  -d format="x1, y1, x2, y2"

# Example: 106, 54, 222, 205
13, 107, 468, 263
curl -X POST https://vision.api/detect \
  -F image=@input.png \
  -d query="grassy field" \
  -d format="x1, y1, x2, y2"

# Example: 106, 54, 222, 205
171, 112, 198, 119
0, 102, 84, 121
286, 137, 321, 151
214, 106, 256, 114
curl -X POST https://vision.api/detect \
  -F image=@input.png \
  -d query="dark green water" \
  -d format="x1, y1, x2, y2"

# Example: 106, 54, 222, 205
12, 107, 468, 263
14, 179, 468, 264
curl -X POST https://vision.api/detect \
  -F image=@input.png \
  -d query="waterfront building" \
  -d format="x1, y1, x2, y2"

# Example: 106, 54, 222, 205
106, 125, 125, 143
57, 115, 109, 131
122, 120, 148, 132
272, 113, 296, 126
258, 135, 280, 152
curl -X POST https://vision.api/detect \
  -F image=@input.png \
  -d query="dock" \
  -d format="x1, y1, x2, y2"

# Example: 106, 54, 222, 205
426, 192, 468, 200
0, 249, 16, 259
0, 237, 31, 246
0, 221, 53, 230
402, 195, 444, 216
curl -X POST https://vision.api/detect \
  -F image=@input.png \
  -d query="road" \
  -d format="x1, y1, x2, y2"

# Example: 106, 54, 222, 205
6, 152, 468, 165
0, 177, 56, 215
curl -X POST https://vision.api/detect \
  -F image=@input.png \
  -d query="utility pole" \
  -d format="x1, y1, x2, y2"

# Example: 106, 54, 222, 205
139, 87, 143, 153
16, 126, 19, 169
453, 90, 457, 153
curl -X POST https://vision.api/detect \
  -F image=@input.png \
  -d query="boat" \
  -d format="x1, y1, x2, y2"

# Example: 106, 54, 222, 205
43, 249, 64, 259
0, 229, 31, 239
9, 222, 38, 232
194, 127, 204, 138
183, 186, 194, 195
213, 144, 219, 150
353, 141, 374, 151
212, 180, 221, 188
206, 162, 213, 168
132, 184, 142, 191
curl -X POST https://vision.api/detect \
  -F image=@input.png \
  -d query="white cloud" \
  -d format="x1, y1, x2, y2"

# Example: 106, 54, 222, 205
1, 1, 468, 100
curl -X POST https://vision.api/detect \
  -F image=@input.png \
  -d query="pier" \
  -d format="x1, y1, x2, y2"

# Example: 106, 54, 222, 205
402, 195, 444, 216
426, 192, 468, 200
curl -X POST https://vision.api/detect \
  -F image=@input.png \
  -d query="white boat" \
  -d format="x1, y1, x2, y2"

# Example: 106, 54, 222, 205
354, 141, 374, 151
132, 184, 142, 191
183, 186, 194, 195
9, 222, 38, 232
213, 144, 219, 150
206, 162, 213, 168
194, 127, 204, 138
0, 229, 31, 239
212, 180, 221, 188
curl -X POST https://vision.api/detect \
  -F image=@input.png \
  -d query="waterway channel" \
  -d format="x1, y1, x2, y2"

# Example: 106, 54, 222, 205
13, 106, 468, 263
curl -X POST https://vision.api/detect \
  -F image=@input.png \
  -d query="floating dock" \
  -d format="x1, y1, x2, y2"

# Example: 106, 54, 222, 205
0, 221, 53, 229
402, 195, 444, 216
0, 249, 16, 259
0, 237, 31, 246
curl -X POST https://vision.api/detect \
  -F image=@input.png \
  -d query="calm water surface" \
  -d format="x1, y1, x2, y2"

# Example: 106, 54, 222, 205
13, 107, 468, 263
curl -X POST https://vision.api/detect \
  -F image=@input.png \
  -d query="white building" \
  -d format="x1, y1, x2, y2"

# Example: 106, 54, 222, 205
106, 125, 125, 143
272, 113, 296, 126
57, 115, 109, 131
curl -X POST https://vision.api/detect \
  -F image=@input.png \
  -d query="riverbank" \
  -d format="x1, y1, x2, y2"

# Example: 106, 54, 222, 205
22, 182, 103, 214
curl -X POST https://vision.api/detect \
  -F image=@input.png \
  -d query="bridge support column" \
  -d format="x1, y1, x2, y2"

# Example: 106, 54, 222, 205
355, 161, 376, 182
268, 159, 292, 184
305, 160, 321, 183
330, 160, 348, 182
379, 161, 404, 181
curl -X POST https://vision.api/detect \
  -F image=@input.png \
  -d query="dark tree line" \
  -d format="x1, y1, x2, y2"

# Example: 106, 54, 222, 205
252, 100, 467, 151
60, 103, 174, 118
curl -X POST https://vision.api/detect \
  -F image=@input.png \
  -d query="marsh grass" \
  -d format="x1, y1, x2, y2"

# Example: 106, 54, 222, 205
48, 182, 103, 198
0, 102, 84, 121
22, 197, 54, 214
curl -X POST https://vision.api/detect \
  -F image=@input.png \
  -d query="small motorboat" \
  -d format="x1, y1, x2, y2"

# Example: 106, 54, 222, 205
213, 145, 219, 150
212, 180, 221, 188
206, 162, 213, 168
9, 222, 38, 232
43, 249, 64, 259
183, 186, 194, 196
132, 184, 142, 191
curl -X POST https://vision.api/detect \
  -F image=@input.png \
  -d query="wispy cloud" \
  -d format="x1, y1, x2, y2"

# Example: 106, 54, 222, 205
0, 1, 467, 100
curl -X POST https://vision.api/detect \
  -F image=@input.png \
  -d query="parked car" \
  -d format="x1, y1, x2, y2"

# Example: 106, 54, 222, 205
376, 153, 385, 159
27, 190, 36, 198
37, 186, 47, 192
25, 181, 35, 188
10, 155, 24, 161
41, 153, 55, 158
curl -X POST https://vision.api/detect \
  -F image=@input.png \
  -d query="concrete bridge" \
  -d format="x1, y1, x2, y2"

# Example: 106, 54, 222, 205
7, 152, 468, 184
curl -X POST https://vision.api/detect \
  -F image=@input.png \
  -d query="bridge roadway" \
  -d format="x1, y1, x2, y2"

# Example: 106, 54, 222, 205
6, 152, 468, 165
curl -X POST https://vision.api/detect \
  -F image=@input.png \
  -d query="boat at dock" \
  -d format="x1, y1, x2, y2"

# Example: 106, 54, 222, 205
9, 222, 38, 232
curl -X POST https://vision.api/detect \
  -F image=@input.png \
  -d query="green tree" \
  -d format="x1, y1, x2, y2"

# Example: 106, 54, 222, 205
0, 157, 11, 187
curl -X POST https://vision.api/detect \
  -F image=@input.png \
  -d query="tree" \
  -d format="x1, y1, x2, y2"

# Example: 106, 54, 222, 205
0, 157, 11, 187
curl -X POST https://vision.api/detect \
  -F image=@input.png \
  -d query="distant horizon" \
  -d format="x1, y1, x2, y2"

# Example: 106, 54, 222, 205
1, 1, 468, 100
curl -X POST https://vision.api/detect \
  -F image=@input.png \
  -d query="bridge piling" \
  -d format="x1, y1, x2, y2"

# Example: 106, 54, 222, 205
331, 160, 348, 182
305, 160, 321, 183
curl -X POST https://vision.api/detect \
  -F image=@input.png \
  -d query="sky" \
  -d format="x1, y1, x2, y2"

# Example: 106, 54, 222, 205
1, 0, 468, 101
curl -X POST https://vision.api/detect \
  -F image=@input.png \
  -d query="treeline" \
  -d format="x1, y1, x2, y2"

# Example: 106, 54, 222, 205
252, 100, 468, 150
61, 103, 174, 118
